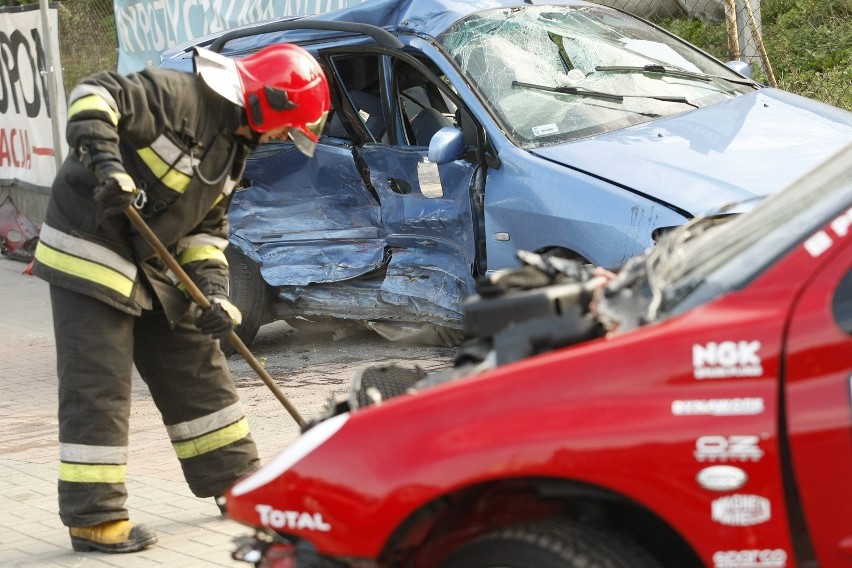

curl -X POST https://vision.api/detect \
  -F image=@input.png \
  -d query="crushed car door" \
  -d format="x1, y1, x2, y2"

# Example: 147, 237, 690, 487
227, 54, 385, 288
351, 50, 484, 330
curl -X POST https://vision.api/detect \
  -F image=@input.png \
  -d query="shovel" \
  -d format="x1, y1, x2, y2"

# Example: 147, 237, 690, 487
124, 206, 306, 428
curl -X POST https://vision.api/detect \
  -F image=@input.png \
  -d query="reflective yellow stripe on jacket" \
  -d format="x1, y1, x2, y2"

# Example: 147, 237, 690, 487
137, 134, 195, 194
166, 402, 251, 460
177, 234, 229, 266
68, 84, 120, 126
35, 225, 138, 297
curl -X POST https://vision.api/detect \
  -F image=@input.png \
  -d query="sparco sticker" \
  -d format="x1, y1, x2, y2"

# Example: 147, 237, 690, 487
672, 398, 764, 416
693, 341, 763, 379
711, 494, 771, 526
695, 435, 764, 462
713, 548, 787, 568
256, 504, 331, 531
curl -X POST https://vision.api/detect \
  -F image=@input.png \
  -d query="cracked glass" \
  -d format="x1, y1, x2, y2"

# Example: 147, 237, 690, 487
438, 5, 752, 148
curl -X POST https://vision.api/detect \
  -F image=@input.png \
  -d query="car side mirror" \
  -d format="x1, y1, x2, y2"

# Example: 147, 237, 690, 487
428, 127, 466, 165
725, 60, 752, 79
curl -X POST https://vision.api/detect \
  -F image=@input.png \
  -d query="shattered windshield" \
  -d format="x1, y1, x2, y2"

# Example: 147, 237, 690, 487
438, 5, 753, 148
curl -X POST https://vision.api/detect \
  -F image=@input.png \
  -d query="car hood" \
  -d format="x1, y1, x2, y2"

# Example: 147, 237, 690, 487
531, 88, 852, 216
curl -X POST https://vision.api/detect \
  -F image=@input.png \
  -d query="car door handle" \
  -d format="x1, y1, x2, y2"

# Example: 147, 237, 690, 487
388, 178, 413, 195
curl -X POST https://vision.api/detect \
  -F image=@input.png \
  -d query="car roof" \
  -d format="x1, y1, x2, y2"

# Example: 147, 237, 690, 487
312, 0, 588, 38
163, 0, 592, 59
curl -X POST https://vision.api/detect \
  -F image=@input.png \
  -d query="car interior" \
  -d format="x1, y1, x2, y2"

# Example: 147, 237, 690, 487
324, 53, 458, 147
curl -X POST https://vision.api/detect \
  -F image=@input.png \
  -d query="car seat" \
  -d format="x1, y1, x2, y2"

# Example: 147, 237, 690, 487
324, 90, 386, 141
410, 107, 453, 146
350, 90, 386, 141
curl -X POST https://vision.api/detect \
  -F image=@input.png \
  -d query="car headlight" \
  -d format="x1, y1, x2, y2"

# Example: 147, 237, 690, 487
230, 413, 350, 496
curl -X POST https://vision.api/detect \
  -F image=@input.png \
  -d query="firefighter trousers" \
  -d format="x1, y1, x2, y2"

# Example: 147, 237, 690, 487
50, 285, 259, 527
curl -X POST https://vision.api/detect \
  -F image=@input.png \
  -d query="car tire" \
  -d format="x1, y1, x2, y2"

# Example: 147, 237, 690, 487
541, 246, 589, 264
440, 520, 661, 568
222, 245, 272, 357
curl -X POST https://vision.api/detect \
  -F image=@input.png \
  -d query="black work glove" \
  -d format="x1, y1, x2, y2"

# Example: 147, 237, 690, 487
93, 172, 137, 218
194, 297, 243, 339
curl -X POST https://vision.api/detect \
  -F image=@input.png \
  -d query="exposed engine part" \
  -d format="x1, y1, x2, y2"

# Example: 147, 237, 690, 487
314, 252, 607, 422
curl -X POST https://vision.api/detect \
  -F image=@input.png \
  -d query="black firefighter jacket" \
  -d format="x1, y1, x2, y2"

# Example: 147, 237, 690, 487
34, 67, 254, 326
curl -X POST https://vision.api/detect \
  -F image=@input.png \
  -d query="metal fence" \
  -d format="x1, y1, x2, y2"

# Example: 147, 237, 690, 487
55, 0, 117, 91
48, 0, 852, 111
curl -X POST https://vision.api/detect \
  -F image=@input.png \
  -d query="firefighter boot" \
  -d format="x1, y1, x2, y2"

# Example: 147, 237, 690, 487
69, 520, 158, 553
215, 495, 227, 515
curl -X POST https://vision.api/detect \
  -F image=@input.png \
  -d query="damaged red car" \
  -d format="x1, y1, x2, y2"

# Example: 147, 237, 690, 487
224, 142, 852, 568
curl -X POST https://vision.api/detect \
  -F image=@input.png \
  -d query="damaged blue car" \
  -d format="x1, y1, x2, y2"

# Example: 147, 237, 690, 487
160, 0, 852, 349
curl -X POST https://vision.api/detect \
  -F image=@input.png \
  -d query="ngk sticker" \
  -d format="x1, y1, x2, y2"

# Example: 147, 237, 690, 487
695, 435, 764, 462
256, 504, 331, 531
693, 341, 763, 379
672, 398, 764, 416
713, 549, 787, 568
711, 494, 771, 526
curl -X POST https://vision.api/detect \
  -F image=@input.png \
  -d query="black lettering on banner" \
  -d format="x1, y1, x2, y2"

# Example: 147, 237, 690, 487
0, 27, 47, 119
31, 28, 51, 118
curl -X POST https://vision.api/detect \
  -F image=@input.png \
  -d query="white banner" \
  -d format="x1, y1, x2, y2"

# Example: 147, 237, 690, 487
0, 4, 66, 192
115, 0, 362, 73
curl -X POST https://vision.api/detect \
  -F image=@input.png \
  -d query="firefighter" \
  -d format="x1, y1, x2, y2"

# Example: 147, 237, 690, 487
32, 43, 330, 553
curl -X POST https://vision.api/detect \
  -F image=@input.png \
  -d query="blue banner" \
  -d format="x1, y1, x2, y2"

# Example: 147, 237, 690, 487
114, 0, 361, 73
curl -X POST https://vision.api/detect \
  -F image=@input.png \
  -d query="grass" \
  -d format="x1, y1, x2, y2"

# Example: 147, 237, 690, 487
660, 0, 852, 109
57, 2, 118, 93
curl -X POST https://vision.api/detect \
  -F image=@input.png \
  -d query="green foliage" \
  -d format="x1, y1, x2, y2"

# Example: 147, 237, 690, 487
57, 0, 118, 94
664, 18, 729, 59
657, 0, 852, 110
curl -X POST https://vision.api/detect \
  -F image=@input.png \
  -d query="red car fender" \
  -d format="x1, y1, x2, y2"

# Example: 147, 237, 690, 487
229, 305, 789, 556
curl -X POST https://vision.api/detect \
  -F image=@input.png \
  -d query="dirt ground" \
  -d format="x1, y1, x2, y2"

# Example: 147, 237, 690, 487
224, 320, 458, 430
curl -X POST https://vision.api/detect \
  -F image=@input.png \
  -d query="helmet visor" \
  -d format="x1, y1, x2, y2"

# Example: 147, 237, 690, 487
289, 111, 328, 158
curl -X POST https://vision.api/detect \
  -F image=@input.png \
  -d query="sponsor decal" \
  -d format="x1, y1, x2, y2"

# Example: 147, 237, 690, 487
695, 435, 764, 462
711, 494, 771, 526
697, 465, 748, 492
532, 123, 559, 136
804, 206, 852, 257
693, 341, 763, 379
672, 398, 764, 416
256, 504, 331, 531
713, 548, 787, 568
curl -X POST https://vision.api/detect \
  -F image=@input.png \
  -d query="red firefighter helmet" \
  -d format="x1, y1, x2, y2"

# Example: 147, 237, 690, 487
195, 43, 330, 157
